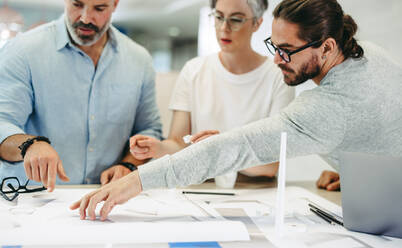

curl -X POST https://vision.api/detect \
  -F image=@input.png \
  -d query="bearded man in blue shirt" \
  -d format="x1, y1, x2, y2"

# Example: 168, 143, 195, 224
0, 0, 162, 192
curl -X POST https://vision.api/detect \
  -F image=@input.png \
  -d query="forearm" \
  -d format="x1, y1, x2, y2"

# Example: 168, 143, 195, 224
138, 109, 345, 190
240, 162, 279, 178
138, 125, 268, 190
0, 134, 34, 162
155, 139, 187, 158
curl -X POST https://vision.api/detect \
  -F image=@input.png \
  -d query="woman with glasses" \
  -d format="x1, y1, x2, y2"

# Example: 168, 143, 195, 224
126, 0, 294, 188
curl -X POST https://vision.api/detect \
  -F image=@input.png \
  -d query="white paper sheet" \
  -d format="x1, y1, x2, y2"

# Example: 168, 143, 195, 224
0, 188, 250, 246
0, 221, 249, 245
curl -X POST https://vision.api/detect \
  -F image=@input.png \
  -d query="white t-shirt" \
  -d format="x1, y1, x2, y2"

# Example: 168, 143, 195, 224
169, 53, 295, 135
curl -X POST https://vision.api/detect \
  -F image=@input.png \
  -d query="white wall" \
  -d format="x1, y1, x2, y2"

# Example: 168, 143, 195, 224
339, 0, 402, 65
199, 0, 402, 62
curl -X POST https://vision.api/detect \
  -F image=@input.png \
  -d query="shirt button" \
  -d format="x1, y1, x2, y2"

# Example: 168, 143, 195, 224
90, 115, 95, 120
89, 148, 94, 152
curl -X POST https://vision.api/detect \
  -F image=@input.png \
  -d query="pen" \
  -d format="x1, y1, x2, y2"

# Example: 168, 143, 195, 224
182, 191, 235, 196
309, 208, 336, 225
308, 203, 344, 226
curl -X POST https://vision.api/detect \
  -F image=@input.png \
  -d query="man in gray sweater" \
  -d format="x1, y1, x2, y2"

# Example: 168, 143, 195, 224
72, 0, 402, 221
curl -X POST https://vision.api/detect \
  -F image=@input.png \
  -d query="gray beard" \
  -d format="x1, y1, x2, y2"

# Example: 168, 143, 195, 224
64, 15, 110, 46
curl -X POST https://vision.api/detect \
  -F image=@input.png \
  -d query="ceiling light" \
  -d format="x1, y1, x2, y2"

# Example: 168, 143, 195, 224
0, 1, 24, 48
168, 27, 181, 37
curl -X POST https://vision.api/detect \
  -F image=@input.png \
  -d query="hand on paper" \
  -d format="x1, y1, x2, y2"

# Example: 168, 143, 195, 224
129, 134, 163, 160
24, 141, 69, 192
100, 165, 131, 186
191, 130, 220, 143
316, 170, 340, 191
70, 170, 142, 221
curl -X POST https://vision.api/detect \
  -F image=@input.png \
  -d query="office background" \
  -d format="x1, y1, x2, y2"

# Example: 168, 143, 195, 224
1, 0, 401, 69
1, 0, 401, 181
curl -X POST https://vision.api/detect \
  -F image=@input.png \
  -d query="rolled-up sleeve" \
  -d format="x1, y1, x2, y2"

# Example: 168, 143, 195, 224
0, 42, 33, 145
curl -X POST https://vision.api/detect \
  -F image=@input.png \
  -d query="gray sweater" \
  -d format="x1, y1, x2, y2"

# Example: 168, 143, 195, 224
138, 42, 402, 190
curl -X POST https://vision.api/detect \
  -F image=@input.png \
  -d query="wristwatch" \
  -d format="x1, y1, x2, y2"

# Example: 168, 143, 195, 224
18, 136, 51, 158
118, 162, 137, 171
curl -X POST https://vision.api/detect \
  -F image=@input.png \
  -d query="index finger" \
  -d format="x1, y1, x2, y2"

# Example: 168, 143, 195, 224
192, 130, 219, 141
191, 131, 209, 141
129, 136, 137, 148
70, 190, 99, 218
78, 192, 97, 220
70, 195, 89, 220
137, 139, 154, 148
38, 157, 49, 187
192, 135, 214, 144
317, 174, 331, 188
100, 169, 112, 186
47, 159, 57, 192
70, 199, 81, 210
131, 145, 149, 154
327, 180, 341, 191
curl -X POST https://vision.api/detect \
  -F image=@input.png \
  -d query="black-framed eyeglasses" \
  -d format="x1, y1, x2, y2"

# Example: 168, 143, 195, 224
209, 11, 255, 32
0, 177, 46, 202
264, 37, 321, 63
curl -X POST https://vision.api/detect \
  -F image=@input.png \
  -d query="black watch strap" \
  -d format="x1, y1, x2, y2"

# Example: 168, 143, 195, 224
118, 162, 137, 172
18, 136, 51, 159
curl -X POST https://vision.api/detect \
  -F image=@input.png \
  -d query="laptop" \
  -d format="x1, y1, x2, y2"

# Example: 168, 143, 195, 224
339, 152, 402, 238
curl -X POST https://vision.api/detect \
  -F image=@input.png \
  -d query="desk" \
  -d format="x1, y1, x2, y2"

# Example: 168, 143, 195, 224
185, 177, 342, 206
55, 179, 340, 248
6, 180, 402, 248
57, 179, 341, 206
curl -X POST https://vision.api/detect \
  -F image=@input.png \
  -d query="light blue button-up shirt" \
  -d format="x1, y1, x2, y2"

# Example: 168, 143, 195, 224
0, 16, 162, 184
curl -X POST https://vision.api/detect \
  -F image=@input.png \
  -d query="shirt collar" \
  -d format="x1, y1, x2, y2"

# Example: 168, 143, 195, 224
108, 26, 120, 53
55, 15, 70, 51
55, 14, 120, 53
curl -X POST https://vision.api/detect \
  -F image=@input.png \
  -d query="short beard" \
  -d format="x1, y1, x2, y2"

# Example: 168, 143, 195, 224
279, 55, 321, 86
65, 15, 110, 46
